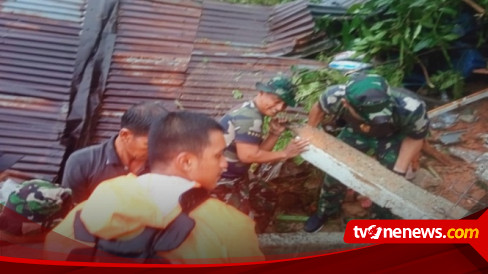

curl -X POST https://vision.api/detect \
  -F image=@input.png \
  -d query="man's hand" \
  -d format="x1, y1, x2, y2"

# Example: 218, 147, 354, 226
268, 117, 287, 136
282, 137, 309, 159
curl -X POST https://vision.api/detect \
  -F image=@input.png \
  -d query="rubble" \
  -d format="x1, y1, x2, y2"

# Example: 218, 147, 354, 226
426, 89, 488, 214
439, 130, 467, 145
447, 147, 483, 163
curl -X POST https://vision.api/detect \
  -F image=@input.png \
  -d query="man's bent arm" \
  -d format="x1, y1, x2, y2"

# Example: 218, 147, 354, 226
259, 133, 280, 151
308, 102, 326, 127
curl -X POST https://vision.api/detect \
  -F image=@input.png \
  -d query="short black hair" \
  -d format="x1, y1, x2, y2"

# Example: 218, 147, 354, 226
148, 111, 224, 167
121, 101, 169, 136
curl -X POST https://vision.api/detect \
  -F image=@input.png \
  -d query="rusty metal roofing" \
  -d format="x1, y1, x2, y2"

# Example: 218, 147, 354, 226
93, 0, 201, 142
182, 54, 322, 117
92, 0, 323, 144
195, 0, 315, 56
0, 0, 86, 180
1, 0, 324, 179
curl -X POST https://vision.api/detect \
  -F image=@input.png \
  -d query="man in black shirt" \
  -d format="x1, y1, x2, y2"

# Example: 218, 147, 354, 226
61, 101, 168, 203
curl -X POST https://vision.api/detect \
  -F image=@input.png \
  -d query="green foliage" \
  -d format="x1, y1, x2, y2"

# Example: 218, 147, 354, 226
473, 0, 488, 47
262, 115, 306, 165
429, 70, 465, 99
344, 0, 461, 66
369, 63, 405, 86
232, 89, 244, 99
313, 0, 486, 97
292, 66, 347, 112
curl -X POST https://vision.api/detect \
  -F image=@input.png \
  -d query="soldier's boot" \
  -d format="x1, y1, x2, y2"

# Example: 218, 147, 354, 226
304, 177, 345, 233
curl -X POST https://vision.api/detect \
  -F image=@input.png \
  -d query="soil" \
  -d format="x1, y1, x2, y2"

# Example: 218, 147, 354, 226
426, 98, 488, 213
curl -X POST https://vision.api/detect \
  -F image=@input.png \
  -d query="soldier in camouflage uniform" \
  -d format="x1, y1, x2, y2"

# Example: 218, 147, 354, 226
0, 179, 72, 235
212, 75, 309, 232
304, 74, 430, 232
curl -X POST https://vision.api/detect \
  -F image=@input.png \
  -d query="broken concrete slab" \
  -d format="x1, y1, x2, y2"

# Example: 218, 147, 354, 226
475, 153, 488, 183
430, 112, 459, 129
448, 147, 484, 163
439, 130, 467, 145
293, 125, 468, 220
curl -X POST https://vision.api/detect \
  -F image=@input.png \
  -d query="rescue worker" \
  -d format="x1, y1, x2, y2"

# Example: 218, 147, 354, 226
304, 74, 430, 232
212, 75, 309, 232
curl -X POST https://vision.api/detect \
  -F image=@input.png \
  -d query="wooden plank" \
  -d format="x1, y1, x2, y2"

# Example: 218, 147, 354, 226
428, 89, 488, 118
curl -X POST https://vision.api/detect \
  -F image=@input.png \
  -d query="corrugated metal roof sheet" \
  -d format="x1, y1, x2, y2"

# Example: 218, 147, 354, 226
195, 0, 315, 56
1, 0, 324, 179
92, 0, 201, 143
92, 0, 323, 144
0, 0, 86, 180
182, 54, 322, 117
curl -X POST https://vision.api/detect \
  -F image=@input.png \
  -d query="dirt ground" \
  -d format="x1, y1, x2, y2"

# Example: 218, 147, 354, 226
426, 98, 488, 213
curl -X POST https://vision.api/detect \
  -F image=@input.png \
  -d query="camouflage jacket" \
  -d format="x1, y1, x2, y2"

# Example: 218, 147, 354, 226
318, 85, 430, 139
219, 101, 263, 179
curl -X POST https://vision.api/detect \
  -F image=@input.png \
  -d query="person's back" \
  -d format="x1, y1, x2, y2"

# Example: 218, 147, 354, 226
44, 112, 264, 263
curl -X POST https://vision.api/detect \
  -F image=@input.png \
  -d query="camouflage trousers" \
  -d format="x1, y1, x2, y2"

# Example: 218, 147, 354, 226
211, 175, 277, 233
316, 126, 404, 218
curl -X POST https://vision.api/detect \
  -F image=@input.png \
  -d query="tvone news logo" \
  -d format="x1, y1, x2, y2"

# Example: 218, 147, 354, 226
353, 225, 479, 240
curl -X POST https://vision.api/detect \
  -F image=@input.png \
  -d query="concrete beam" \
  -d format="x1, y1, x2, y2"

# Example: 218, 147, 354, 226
293, 125, 467, 220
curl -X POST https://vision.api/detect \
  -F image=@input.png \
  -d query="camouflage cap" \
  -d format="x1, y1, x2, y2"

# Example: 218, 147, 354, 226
345, 74, 393, 124
256, 75, 297, 107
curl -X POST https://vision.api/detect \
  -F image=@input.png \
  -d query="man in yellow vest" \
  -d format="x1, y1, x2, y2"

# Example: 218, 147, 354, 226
44, 112, 264, 264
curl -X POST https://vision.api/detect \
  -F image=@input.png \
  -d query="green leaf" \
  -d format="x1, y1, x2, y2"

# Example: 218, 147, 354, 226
409, 0, 427, 8
232, 89, 243, 99
439, 7, 458, 16
404, 27, 411, 40
370, 22, 384, 31
443, 34, 460, 41
374, 0, 391, 8
392, 34, 401, 45
373, 31, 387, 41
412, 25, 422, 40
350, 16, 362, 30
413, 39, 432, 52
